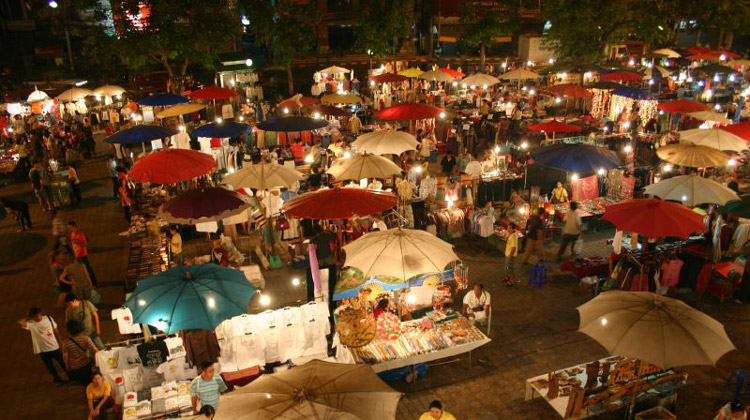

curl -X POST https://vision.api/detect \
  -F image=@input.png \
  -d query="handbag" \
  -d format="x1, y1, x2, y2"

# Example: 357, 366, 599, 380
268, 255, 283, 270
276, 216, 290, 231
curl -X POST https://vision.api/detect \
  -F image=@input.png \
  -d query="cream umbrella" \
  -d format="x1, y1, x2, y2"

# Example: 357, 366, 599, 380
27, 88, 49, 103
343, 228, 460, 281
461, 73, 501, 87
500, 68, 542, 80
156, 103, 207, 119
224, 162, 303, 190
326, 153, 402, 181
727, 59, 750, 67
319, 65, 350, 74
643, 174, 739, 206
321, 94, 362, 105
398, 67, 424, 78
418, 69, 455, 82
642, 66, 670, 80
679, 127, 747, 152
577, 291, 735, 368
656, 144, 730, 168
652, 48, 681, 58
352, 129, 418, 155
215, 360, 401, 420
93, 85, 126, 97
685, 110, 732, 124
56, 87, 94, 102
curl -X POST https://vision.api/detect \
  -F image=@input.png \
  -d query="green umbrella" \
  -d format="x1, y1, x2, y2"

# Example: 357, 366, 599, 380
125, 264, 256, 333
723, 195, 750, 218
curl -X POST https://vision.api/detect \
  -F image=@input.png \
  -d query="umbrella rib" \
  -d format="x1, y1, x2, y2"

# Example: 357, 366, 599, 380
601, 304, 653, 355
166, 276, 190, 333
357, 233, 398, 278
658, 303, 717, 365
197, 277, 252, 314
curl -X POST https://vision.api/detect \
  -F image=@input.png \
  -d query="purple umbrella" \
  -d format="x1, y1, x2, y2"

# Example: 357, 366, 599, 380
158, 187, 252, 225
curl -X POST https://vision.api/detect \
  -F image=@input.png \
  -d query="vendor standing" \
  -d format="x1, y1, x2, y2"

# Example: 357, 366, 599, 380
169, 226, 183, 266
462, 284, 490, 324
551, 181, 569, 203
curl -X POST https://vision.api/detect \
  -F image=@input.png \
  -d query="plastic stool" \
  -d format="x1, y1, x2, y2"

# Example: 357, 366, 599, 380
725, 370, 750, 401
528, 264, 547, 288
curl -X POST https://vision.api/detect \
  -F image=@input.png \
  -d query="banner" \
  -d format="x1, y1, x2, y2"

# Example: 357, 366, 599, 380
572, 175, 599, 201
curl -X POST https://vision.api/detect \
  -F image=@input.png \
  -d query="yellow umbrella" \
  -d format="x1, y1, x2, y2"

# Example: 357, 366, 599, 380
500, 68, 542, 80
418, 70, 455, 82
656, 144, 730, 168
156, 103, 206, 119
321, 94, 362, 104
398, 67, 424, 78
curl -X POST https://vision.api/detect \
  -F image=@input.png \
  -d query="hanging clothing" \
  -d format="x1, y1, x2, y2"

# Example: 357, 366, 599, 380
181, 330, 221, 368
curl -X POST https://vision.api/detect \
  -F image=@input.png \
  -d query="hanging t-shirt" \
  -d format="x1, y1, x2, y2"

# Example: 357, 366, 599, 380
117, 346, 141, 370
137, 340, 169, 367
221, 104, 234, 119
111, 307, 142, 335
164, 337, 187, 361
156, 357, 197, 382
23, 316, 59, 354
256, 310, 281, 363
300, 302, 329, 357
122, 366, 143, 393
276, 307, 304, 363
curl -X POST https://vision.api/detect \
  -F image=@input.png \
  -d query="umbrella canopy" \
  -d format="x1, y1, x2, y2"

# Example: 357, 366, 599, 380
125, 264, 255, 334
159, 187, 252, 225
656, 144, 730, 167
685, 46, 712, 53
642, 66, 670, 79
643, 174, 739, 206
369, 73, 408, 83
722, 195, 750, 218
319, 65, 350, 74
612, 87, 655, 100
585, 81, 626, 90
256, 116, 329, 132
27, 88, 49, 103
693, 64, 736, 75
214, 360, 401, 420
727, 59, 750, 67
547, 84, 592, 98
686, 110, 731, 123
56, 87, 93, 102
155, 103, 206, 119
138, 93, 188, 107
439, 66, 465, 77
278, 94, 320, 109
320, 94, 362, 105
461, 73, 501, 87
600, 70, 644, 82
418, 69, 455, 82
93, 85, 126, 97
602, 198, 706, 238
224, 162, 303, 190
306, 105, 351, 118
104, 125, 177, 145
326, 153, 403, 181
721, 122, 750, 140
577, 291, 735, 368
500, 68, 542, 80
128, 149, 216, 184
652, 48, 681, 58
528, 120, 583, 133
658, 99, 708, 113
531, 143, 620, 174
686, 53, 721, 61
283, 188, 398, 219
376, 103, 444, 121
343, 228, 459, 281
189, 86, 237, 100
352, 129, 418, 155
398, 67, 424, 78
679, 127, 747, 152
193, 121, 252, 138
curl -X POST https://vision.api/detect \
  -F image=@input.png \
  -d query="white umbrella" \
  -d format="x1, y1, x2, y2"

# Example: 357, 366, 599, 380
727, 59, 750, 67
215, 360, 401, 420
352, 129, 418, 155
500, 68, 542, 80
461, 73, 501, 87
343, 228, 460, 281
56, 87, 94, 102
679, 127, 747, 152
577, 291, 735, 368
319, 65, 350, 74
224, 162, 303, 190
643, 174, 739, 206
652, 48, 681, 58
686, 110, 732, 124
93, 85, 126, 97
642, 66, 670, 79
418, 70, 455, 82
27, 88, 49, 103
326, 153, 402, 181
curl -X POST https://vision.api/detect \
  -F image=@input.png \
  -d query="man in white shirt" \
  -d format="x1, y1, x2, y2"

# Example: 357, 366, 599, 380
19, 307, 67, 385
463, 155, 483, 178
558, 201, 583, 260
462, 284, 490, 324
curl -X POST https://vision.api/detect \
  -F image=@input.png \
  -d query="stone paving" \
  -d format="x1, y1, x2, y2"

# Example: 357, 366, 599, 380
0, 137, 748, 419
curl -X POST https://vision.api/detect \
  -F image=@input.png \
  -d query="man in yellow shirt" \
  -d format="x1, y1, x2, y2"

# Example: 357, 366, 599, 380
504, 223, 519, 286
551, 181, 569, 203
169, 226, 183, 265
419, 400, 457, 420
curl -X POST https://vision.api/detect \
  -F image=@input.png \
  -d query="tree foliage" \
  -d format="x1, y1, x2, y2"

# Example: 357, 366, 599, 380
460, 0, 519, 55
354, 0, 413, 57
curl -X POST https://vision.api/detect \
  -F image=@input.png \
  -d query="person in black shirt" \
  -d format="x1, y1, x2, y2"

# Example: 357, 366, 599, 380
440, 152, 457, 175
2, 197, 31, 231
520, 209, 545, 264
728, 177, 740, 194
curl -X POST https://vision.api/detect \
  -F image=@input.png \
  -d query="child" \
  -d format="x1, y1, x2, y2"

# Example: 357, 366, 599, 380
505, 224, 519, 286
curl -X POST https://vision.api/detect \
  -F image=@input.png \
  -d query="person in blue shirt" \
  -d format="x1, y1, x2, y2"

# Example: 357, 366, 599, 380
191, 362, 227, 413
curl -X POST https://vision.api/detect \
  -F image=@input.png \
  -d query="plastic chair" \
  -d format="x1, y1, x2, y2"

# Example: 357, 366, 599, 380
725, 370, 750, 402
473, 306, 492, 336
528, 264, 547, 288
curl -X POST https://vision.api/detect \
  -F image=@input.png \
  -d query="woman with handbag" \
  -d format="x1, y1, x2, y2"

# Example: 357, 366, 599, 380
62, 320, 98, 385
86, 370, 116, 420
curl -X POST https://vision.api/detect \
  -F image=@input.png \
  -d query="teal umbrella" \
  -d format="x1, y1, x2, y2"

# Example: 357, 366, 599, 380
125, 264, 256, 333
723, 195, 750, 218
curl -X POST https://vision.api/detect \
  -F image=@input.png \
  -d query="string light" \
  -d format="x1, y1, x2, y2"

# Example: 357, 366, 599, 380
313, 112, 321, 119
343, 151, 351, 159
452, 81, 458, 87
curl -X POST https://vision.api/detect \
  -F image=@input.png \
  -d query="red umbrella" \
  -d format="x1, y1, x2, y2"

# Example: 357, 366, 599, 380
189, 86, 237, 100
129, 149, 216, 184
159, 187, 252, 225
686, 46, 712, 54
376, 103, 444, 121
721, 122, 750, 141
282, 188, 398, 219
438, 67, 465, 78
547, 84, 592, 98
602, 198, 707, 238
686, 53, 721, 61
714, 50, 741, 59
600, 71, 644, 82
369, 73, 408, 83
528, 120, 582, 133
657, 99, 708, 113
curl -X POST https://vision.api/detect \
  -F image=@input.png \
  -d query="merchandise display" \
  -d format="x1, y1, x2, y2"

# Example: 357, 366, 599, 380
125, 235, 168, 291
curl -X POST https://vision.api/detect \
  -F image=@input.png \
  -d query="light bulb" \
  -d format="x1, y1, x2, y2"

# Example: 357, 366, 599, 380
715, 103, 722, 111
115, 94, 121, 99
414, 166, 422, 174
259, 294, 271, 306
494, 145, 500, 153
628, 59, 635, 66
571, 173, 579, 181
343, 151, 351, 158
549, 58, 555, 64
681, 195, 688, 202
313, 112, 321, 119
687, 77, 693, 82
370, 80, 375, 86
603, 126, 609, 132
291, 277, 300, 286
138, 299, 146, 306
555, 97, 562, 103
522, 86, 528, 91
215, 117, 222, 123
729, 75, 736, 82
698, 80, 704, 86
720, 54, 727, 61
178, 125, 185, 131
560, 72, 567, 78
601, 318, 608, 326
452, 81, 458, 87
469, 85, 476, 89
647, 62, 653, 68
624, 122, 631, 129
241, 16, 250, 25
48, 0, 58, 7
446, 199, 454, 207
130, 113, 136, 119
304, 154, 313, 163
584, 72, 592, 78
406, 293, 417, 304
520, 141, 528, 150
283, 107, 289, 114
713, 74, 720, 82
519, 206, 527, 214
245, 58, 253, 67
439, 112, 446, 118
664, 164, 673, 172
527, 60, 534, 66
94, 95, 101, 101
238, 116, 244, 121
624, 144, 633, 152
529, 89, 535, 95
501, 62, 507, 68
207, 297, 216, 308
729, 158, 736, 166
482, 84, 488, 89
461, 84, 467, 89
659, 110, 664, 115
648, 79, 654, 85
597, 168, 605, 175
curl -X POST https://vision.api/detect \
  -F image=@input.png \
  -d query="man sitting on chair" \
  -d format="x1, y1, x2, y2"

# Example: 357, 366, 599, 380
462, 284, 490, 325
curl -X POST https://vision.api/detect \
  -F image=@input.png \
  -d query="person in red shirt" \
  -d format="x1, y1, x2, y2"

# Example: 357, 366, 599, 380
67, 221, 98, 286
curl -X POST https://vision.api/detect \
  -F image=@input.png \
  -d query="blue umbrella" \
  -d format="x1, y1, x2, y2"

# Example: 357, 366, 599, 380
612, 87, 655, 100
125, 264, 256, 333
256, 116, 328, 132
104, 125, 178, 144
531, 143, 621, 174
193, 121, 252, 138
138, 94, 189, 106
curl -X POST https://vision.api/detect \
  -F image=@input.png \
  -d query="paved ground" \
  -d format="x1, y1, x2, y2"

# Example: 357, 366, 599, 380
0, 136, 748, 419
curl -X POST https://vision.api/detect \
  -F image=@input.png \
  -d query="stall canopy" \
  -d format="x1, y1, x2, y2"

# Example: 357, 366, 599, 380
686, 110, 731, 124
125, 263, 256, 334
376, 103, 444, 121
602, 198, 706, 238
599, 70, 644, 82
418, 69, 455, 82
652, 48, 681, 58
320, 94, 362, 105
56, 87, 94, 102
155, 103, 206, 119
193, 121, 252, 138
326, 153, 403, 181
439, 66, 465, 78
500, 68, 542, 80
657, 99, 708, 113
27, 88, 49, 103
611, 87, 655, 100
656, 144, 730, 168
721, 122, 750, 141
158, 187, 252, 225
318, 65, 350, 74
727, 59, 750, 67
93, 85, 126, 97
679, 128, 747, 152
577, 291, 735, 368
643, 174, 739, 207
352, 129, 418, 155
138, 93, 189, 107
547, 84, 592, 98
397, 67, 424, 78
256, 116, 329, 132
128, 149, 216, 184
528, 120, 583, 133
461, 73, 501, 87
282, 188, 398, 219
531, 143, 620, 174
189, 86, 237, 100
223, 162, 303, 190
686, 53, 721, 61
369, 73, 408, 83
104, 125, 177, 145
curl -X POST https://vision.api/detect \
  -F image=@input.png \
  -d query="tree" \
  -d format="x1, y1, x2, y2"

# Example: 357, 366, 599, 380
241, 0, 317, 95
355, 0, 414, 58
460, 0, 519, 69
76, 0, 241, 92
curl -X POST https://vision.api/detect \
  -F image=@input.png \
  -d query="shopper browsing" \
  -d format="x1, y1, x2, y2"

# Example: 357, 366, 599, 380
18, 307, 68, 386
419, 400, 457, 420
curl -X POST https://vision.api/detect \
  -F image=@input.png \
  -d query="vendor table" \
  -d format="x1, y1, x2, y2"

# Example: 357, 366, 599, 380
560, 257, 609, 279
